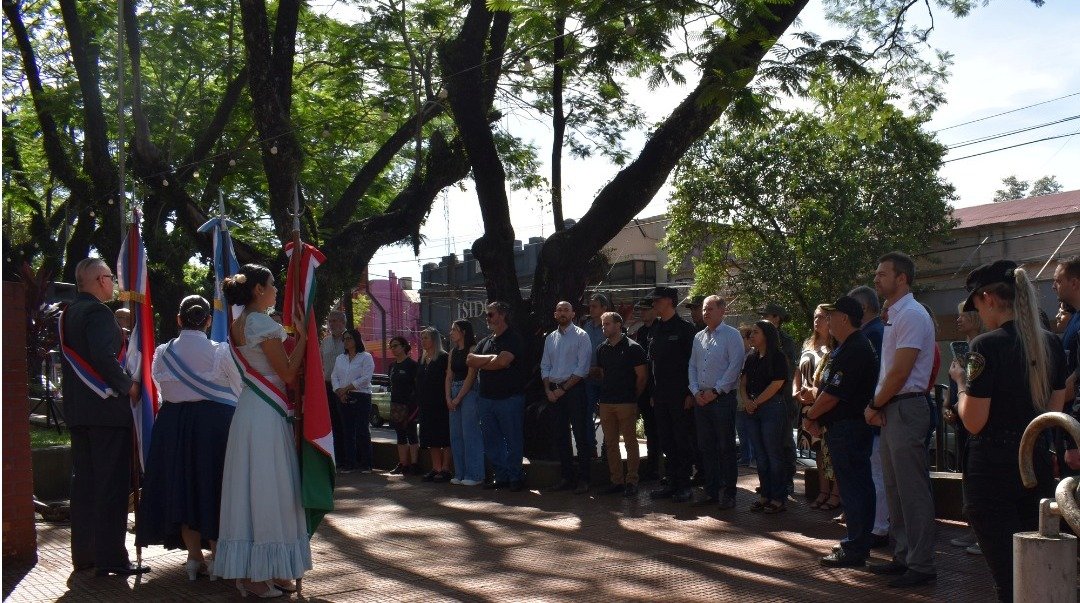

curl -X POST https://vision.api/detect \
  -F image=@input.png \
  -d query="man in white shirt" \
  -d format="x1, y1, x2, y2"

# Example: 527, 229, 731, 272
865, 252, 937, 588
687, 296, 745, 509
541, 301, 594, 494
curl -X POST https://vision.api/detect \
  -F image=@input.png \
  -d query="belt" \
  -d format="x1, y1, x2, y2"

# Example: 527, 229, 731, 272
892, 392, 927, 401
548, 379, 578, 392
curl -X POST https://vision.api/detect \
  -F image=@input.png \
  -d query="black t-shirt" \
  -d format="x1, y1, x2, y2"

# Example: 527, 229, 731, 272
819, 330, 880, 427
966, 321, 1067, 437
743, 351, 789, 400
449, 347, 469, 381
647, 314, 697, 404
596, 335, 648, 403
474, 328, 526, 399
633, 320, 655, 398
389, 358, 418, 406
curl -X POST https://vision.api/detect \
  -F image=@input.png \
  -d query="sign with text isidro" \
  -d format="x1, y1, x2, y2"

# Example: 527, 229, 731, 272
458, 300, 486, 319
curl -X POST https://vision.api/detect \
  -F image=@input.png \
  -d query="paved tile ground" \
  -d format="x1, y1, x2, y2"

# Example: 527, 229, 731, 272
4, 465, 1007, 602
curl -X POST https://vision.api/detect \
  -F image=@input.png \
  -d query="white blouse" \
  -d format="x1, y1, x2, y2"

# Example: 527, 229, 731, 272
331, 351, 375, 394
151, 329, 242, 404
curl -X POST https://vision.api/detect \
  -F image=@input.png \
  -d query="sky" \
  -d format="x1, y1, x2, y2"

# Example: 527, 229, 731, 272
345, 0, 1080, 285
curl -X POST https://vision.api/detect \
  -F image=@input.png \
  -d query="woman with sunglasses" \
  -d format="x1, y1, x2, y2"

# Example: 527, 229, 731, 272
387, 335, 420, 475
331, 328, 375, 474
741, 320, 791, 514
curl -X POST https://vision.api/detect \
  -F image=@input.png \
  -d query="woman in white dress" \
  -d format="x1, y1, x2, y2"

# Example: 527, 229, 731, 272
215, 264, 310, 598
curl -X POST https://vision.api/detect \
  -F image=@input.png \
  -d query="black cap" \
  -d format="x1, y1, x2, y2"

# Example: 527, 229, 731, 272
681, 294, 706, 308
963, 260, 1018, 311
633, 297, 654, 310
756, 303, 789, 321
821, 296, 864, 325
644, 286, 679, 304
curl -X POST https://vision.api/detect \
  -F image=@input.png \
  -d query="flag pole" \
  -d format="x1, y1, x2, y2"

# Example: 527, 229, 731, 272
288, 183, 304, 596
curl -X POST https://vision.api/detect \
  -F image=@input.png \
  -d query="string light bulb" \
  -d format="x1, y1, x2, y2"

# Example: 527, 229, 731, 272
162, 178, 169, 186
270, 145, 278, 154
193, 170, 200, 178
523, 58, 534, 74
229, 158, 236, 166
623, 16, 637, 36
89, 210, 95, 218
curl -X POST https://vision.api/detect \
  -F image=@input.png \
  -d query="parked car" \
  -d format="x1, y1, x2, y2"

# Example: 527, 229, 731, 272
369, 373, 391, 427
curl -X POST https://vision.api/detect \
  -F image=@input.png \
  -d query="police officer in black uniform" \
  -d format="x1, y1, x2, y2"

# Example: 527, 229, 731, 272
633, 298, 661, 481
949, 260, 1070, 602
802, 296, 880, 569
645, 287, 698, 502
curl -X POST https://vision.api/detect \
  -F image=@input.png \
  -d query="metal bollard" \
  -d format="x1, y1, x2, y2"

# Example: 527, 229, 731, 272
1017, 413, 1080, 603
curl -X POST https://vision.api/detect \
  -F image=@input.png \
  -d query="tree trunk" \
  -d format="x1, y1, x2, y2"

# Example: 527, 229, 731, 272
550, 15, 566, 232
529, 0, 810, 323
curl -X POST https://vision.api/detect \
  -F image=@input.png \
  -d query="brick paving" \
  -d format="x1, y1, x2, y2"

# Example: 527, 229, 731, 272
4, 466, 999, 602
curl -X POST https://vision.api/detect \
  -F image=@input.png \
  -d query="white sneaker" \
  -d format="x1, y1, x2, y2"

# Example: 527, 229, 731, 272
460, 479, 482, 486
450, 478, 462, 485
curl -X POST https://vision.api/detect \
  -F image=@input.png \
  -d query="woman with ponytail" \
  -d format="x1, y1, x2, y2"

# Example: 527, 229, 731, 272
949, 260, 1071, 602
136, 295, 241, 582
214, 265, 311, 598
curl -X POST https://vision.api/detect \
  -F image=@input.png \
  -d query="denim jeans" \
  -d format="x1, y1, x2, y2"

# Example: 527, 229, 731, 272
745, 396, 785, 501
343, 392, 374, 471
736, 410, 754, 464
449, 381, 485, 483
585, 380, 602, 454
825, 418, 875, 558
551, 384, 592, 484
478, 393, 525, 483
964, 437, 1053, 602
694, 392, 738, 499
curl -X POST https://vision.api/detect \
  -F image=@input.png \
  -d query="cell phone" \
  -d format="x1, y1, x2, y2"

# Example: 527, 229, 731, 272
949, 341, 969, 359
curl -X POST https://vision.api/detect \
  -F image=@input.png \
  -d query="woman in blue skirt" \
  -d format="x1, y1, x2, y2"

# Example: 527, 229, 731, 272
136, 295, 241, 581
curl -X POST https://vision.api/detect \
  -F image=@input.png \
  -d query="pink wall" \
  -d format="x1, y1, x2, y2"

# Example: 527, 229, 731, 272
356, 270, 420, 374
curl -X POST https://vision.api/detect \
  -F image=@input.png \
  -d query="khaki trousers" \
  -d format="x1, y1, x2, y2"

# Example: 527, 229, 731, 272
598, 403, 640, 485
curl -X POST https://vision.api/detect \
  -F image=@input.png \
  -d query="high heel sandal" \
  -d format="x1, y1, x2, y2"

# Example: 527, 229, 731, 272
818, 493, 842, 511
184, 559, 209, 581
235, 580, 283, 598
809, 491, 829, 510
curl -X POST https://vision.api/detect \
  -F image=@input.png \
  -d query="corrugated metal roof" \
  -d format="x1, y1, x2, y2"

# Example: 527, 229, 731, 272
953, 189, 1080, 229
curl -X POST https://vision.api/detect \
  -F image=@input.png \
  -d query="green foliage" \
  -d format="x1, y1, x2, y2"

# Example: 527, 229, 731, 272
665, 75, 957, 335
994, 174, 1063, 201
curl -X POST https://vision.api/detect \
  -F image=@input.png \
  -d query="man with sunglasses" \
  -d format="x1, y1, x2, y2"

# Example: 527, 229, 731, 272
61, 258, 148, 577
468, 301, 528, 491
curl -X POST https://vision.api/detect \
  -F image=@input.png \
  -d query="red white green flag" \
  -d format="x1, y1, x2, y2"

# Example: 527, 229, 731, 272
283, 240, 335, 536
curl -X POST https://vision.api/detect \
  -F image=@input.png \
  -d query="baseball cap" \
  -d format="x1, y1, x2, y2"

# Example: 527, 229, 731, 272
963, 260, 1018, 312
644, 286, 679, 304
756, 303, 789, 321
681, 294, 706, 308
821, 296, 864, 325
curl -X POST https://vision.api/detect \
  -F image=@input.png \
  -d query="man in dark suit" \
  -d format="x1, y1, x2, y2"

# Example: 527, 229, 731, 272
61, 258, 149, 576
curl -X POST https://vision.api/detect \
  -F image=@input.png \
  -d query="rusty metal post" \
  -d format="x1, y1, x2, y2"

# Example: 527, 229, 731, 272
1015, 413, 1080, 602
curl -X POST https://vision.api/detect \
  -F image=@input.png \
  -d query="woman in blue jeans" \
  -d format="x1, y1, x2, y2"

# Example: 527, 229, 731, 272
741, 320, 791, 514
445, 319, 485, 486
331, 328, 375, 472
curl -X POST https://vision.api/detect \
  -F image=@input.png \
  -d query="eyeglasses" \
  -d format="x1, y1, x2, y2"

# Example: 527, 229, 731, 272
99, 273, 118, 283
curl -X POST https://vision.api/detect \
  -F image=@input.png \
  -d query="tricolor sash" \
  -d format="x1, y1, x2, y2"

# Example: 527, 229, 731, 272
58, 310, 123, 399
159, 341, 237, 407
230, 341, 294, 420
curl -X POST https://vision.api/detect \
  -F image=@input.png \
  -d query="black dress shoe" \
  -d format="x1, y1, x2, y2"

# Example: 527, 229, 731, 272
672, 488, 693, 503
599, 483, 625, 495
508, 480, 526, 492
691, 496, 720, 508
95, 563, 150, 577
888, 569, 936, 588
546, 479, 575, 492
623, 483, 639, 498
72, 562, 94, 572
717, 496, 736, 510
650, 487, 676, 500
870, 533, 890, 549
482, 480, 504, 490
422, 470, 438, 482
820, 549, 867, 568
867, 560, 908, 576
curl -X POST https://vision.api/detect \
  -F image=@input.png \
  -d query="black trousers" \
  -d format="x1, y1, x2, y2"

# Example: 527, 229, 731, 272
781, 393, 797, 490
325, 381, 346, 461
964, 437, 1053, 602
70, 425, 133, 569
550, 384, 592, 484
653, 400, 695, 490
